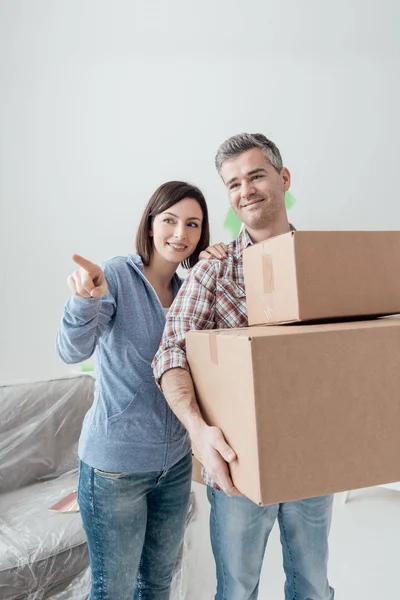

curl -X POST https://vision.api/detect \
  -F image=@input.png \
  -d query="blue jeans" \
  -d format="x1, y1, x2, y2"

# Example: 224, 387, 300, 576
208, 488, 334, 600
78, 452, 192, 600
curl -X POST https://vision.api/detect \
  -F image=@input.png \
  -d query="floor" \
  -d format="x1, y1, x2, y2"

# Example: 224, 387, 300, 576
185, 483, 400, 599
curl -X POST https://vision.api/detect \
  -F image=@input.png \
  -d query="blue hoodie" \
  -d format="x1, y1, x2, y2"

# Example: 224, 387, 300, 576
56, 254, 190, 472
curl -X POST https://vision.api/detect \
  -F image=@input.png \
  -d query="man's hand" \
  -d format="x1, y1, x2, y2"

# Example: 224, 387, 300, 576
67, 254, 108, 298
157, 369, 242, 497
191, 421, 242, 497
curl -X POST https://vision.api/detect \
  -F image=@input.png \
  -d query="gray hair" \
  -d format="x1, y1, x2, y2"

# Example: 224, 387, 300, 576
215, 133, 283, 174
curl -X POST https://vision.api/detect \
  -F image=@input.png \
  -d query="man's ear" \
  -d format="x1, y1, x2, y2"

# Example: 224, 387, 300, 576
281, 167, 291, 192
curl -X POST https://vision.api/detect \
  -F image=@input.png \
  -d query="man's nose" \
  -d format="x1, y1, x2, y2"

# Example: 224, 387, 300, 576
240, 180, 255, 200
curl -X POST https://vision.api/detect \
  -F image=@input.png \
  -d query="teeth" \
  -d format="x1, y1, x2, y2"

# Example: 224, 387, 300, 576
169, 244, 186, 250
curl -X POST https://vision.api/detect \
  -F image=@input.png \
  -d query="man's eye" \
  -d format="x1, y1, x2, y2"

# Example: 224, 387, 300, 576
229, 183, 239, 190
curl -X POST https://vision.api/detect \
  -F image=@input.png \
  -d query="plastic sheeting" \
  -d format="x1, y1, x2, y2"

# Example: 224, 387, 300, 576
0, 375, 198, 600
0, 376, 94, 600
170, 491, 197, 599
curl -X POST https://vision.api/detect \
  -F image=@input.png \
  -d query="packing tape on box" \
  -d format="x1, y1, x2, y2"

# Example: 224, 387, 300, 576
262, 294, 276, 320
262, 253, 275, 293
209, 331, 219, 365
208, 330, 250, 364
262, 253, 275, 320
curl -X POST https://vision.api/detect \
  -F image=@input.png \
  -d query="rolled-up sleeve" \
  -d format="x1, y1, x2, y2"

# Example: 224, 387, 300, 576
152, 260, 217, 385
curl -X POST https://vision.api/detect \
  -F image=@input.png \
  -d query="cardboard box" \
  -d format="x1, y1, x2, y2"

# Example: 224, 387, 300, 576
243, 231, 400, 325
186, 317, 400, 505
192, 455, 204, 485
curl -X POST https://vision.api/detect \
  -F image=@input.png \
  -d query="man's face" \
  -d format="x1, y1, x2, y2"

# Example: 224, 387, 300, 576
220, 148, 290, 231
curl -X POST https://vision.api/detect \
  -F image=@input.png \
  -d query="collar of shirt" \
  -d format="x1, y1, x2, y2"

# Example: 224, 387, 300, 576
234, 228, 253, 257
234, 222, 296, 258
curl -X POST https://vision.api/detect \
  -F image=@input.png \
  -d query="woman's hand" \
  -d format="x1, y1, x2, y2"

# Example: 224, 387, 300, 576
67, 254, 108, 298
199, 242, 229, 260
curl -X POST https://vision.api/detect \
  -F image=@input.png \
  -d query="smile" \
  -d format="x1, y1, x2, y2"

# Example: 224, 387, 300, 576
241, 198, 264, 208
167, 243, 188, 251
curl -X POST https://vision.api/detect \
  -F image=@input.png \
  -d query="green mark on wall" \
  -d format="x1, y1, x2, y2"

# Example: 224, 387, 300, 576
223, 209, 242, 238
284, 190, 296, 210
81, 360, 95, 373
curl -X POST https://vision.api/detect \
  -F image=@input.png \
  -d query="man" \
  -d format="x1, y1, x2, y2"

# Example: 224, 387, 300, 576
153, 133, 334, 600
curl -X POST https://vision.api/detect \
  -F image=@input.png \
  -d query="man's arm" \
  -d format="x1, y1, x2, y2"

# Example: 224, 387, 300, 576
160, 367, 240, 495
153, 261, 241, 496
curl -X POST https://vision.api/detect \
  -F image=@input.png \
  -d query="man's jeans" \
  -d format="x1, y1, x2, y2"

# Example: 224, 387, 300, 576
208, 487, 334, 600
78, 452, 192, 600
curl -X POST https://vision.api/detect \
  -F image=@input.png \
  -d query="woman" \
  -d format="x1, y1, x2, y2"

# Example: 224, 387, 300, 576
56, 181, 227, 600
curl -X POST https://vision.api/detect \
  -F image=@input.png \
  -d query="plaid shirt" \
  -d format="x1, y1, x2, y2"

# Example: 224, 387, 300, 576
153, 226, 294, 488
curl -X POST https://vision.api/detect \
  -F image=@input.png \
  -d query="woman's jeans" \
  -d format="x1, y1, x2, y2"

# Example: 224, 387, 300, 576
78, 452, 192, 600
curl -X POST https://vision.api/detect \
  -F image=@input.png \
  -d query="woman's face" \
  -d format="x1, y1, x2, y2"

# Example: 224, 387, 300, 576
150, 197, 203, 265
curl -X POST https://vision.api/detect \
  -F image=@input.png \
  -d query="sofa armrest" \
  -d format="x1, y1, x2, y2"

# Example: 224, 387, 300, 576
0, 375, 95, 494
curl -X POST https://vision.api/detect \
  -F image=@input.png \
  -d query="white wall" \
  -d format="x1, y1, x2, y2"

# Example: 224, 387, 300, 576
1, 0, 399, 380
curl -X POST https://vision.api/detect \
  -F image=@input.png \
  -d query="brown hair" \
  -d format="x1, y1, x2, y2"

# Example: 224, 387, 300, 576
135, 181, 210, 269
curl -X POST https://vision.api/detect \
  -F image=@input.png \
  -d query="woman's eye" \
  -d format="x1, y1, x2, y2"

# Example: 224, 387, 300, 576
163, 218, 173, 224
188, 222, 199, 228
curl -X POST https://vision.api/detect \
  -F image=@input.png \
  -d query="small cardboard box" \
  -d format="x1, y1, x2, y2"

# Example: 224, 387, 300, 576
243, 231, 400, 325
186, 317, 400, 505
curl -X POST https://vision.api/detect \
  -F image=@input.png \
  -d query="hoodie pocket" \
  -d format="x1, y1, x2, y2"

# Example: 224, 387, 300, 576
107, 381, 171, 445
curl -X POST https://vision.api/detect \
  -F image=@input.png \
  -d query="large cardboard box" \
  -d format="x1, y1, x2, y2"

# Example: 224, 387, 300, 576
243, 231, 400, 325
192, 454, 204, 485
186, 317, 400, 505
